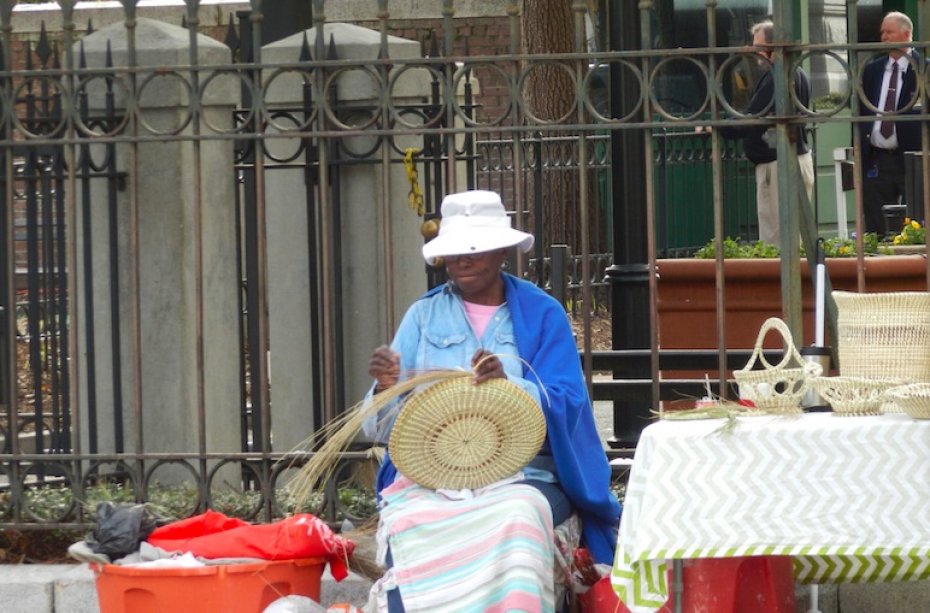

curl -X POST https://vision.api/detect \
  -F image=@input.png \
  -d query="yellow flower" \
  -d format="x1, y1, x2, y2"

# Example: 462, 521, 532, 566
912, 220, 922, 230
894, 235, 902, 245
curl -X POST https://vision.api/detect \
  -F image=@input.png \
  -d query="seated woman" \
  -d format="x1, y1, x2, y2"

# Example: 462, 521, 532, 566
363, 189, 621, 612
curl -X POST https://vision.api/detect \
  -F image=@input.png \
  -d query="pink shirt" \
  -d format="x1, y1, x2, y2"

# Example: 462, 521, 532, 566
463, 300, 500, 340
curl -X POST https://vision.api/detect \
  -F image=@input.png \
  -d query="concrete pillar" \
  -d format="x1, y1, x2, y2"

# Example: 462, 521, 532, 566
261, 23, 429, 449
75, 19, 240, 469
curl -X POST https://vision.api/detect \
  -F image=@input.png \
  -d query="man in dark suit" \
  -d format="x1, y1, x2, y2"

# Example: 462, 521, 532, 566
858, 11, 922, 235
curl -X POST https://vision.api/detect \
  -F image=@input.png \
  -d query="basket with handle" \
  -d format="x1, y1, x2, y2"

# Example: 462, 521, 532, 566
833, 291, 930, 382
734, 317, 822, 413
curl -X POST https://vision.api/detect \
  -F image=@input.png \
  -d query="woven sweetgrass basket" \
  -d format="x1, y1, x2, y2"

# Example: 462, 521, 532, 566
734, 317, 821, 413
810, 376, 903, 416
833, 291, 930, 382
389, 377, 546, 490
886, 383, 930, 420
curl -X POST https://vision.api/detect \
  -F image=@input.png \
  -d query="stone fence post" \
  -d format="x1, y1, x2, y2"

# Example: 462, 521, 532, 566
75, 18, 240, 471
261, 23, 429, 449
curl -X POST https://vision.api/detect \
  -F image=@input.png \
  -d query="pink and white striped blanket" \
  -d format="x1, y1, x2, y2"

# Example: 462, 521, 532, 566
370, 475, 556, 612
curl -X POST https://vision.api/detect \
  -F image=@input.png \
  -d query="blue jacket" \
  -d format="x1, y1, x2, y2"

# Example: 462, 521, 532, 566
375, 273, 621, 564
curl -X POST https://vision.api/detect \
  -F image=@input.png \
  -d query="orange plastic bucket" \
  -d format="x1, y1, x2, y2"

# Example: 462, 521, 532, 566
92, 557, 325, 613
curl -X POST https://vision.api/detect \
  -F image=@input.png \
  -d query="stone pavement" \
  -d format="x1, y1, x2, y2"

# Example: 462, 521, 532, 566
2, 562, 930, 612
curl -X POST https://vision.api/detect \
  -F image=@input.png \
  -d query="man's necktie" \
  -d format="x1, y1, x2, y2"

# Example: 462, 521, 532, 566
880, 62, 899, 138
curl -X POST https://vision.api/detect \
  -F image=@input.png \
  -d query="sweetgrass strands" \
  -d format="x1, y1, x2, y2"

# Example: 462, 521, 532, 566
283, 369, 472, 513
654, 398, 804, 435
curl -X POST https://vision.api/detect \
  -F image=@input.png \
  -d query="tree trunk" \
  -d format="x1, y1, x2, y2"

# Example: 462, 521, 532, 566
521, 0, 574, 121
521, 2, 606, 258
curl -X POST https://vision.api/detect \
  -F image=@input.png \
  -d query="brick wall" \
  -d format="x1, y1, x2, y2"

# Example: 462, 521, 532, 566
355, 17, 518, 125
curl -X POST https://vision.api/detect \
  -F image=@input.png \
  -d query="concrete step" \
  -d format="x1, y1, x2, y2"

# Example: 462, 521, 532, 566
808, 581, 930, 613
2, 563, 930, 612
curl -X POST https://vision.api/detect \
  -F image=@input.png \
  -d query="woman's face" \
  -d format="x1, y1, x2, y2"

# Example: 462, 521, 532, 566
445, 249, 507, 305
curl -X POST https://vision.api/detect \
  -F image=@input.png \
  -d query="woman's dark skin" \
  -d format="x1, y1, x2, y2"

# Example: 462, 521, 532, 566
368, 249, 508, 389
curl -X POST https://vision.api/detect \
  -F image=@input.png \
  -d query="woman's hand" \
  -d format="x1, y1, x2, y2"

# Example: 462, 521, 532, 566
369, 345, 400, 392
471, 348, 504, 384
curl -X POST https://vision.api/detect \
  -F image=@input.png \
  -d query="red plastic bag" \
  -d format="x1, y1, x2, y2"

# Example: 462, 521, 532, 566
147, 511, 355, 580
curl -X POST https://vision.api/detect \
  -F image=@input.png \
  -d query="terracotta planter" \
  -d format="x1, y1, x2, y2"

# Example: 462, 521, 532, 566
656, 255, 929, 350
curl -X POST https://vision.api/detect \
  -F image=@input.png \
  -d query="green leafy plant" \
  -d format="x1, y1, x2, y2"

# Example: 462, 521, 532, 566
811, 92, 847, 111
338, 487, 379, 520
142, 482, 201, 520
892, 218, 926, 246
695, 234, 887, 259
12, 480, 376, 525
23, 484, 73, 521
694, 237, 780, 259
816, 234, 885, 257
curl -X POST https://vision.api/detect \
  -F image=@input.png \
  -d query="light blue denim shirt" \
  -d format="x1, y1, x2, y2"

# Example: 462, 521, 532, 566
362, 283, 555, 481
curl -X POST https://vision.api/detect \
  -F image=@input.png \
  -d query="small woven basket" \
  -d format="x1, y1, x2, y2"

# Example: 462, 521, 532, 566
389, 377, 546, 490
809, 376, 902, 416
833, 291, 930, 381
886, 383, 930, 420
734, 317, 822, 413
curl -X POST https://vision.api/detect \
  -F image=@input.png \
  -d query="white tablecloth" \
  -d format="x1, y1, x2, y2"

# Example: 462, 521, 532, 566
610, 413, 930, 612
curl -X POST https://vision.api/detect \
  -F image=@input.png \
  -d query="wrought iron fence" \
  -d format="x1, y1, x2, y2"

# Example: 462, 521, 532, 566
0, 0, 927, 530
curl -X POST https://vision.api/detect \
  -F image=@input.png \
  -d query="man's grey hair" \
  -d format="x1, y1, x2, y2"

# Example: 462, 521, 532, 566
884, 11, 913, 35
750, 20, 774, 44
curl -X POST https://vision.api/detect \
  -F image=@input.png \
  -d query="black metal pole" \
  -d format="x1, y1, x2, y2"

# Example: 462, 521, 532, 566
604, 0, 652, 449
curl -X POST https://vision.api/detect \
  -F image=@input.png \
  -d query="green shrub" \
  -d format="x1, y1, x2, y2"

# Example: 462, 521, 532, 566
891, 219, 926, 246
694, 237, 779, 259
694, 234, 887, 258
812, 92, 847, 111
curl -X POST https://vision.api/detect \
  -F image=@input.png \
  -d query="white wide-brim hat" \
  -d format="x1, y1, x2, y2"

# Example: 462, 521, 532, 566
422, 190, 535, 266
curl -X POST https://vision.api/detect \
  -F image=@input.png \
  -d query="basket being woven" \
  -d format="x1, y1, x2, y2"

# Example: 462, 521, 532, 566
734, 317, 822, 413
833, 291, 930, 381
389, 377, 546, 490
887, 383, 930, 420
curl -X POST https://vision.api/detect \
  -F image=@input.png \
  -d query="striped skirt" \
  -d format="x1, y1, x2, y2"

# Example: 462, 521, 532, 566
371, 475, 556, 612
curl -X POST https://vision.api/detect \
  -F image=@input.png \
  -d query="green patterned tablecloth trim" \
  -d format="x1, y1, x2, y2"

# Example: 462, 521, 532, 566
613, 546, 930, 610
612, 550, 668, 610
795, 547, 930, 583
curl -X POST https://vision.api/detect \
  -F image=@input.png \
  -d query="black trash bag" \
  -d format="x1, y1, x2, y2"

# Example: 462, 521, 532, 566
84, 501, 160, 558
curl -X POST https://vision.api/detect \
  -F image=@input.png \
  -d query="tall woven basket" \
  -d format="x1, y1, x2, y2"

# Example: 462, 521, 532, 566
833, 291, 930, 382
